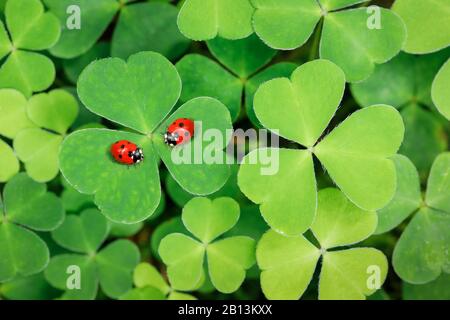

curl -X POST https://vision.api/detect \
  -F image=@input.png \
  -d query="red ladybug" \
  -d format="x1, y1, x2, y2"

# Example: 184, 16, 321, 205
164, 118, 195, 147
110, 140, 144, 165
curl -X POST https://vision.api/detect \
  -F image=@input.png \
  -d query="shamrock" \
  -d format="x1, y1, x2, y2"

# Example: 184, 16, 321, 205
403, 274, 450, 300
177, 0, 254, 41
0, 138, 18, 182
387, 152, 450, 284
432, 58, 450, 120
238, 59, 404, 236
45, 208, 140, 299
60, 51, 233, 224
120, 262, 197, 300
14, 89, 79, 182
392, 0, 450, 54
251, 0, 406, 82
0, 0, 60, 97
45, 0, 190, 60
159, 197, 256, 293
0, 173, 64, 282
257, 188, 387, 300
176, 34, 297, 123
0, 272, 59, 300
351, 50, 449, 177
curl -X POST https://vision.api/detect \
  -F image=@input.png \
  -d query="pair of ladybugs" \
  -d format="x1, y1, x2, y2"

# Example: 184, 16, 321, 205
111, 118, 195, 165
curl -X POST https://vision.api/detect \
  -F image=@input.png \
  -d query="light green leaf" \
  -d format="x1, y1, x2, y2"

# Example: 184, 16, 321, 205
392, 0, 450, 54
44, 254, 98, 300
0, 139, 19, 182
96, 239, 140, 298
251, 0, 321, 50
254, 60, 345, 147
133, 262, 170, 294
0, 223, 49, 282
14, 128, 63, 182
238, 148, 316, 236
311, 188, 378, 249
112, 2, 190, 60
120, 286, 166, 300
158, 233, 205, 291
426, 152, 450, 213
207, 236, 256, 293
177, 0, 254, 41
182, 197, 240, 244
393, 207, 449, 284
319, 248, 388, 300
257, 230, 320, 300
154, 97, 232, 195
376, 155, 422, 234
52, 209, 109, 255
0, 89, 35, 139
44, 0, 119, 58
78, 51, 181, 134
168, 291, 197, 300
59, 129, 161, 223
432, 59, 450, 120
245, 62, 297, 127
3, 173, 64, 231
27, 89, 78, 134
176, 54, 243, 121
207, 34, 276, 78
151, 217, 187, 259
315, 105, 405, 211
320, 8, 406, 82
320, 0, 366, 11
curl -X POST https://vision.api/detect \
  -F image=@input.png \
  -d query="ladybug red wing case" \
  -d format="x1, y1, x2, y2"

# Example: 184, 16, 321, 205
111, 140, 144, 165
164, 118, 195, 147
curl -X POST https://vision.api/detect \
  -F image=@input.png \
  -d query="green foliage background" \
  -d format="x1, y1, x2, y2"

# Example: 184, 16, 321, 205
0, 0, 449, 300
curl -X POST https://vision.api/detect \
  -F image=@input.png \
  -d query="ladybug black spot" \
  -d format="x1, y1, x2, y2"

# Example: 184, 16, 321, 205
119, 155, 122, 159
179, 122, 184, 128
121, 144, 125, 149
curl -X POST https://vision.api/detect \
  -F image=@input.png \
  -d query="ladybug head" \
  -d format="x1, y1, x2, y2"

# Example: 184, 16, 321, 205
164, 132, 179, 147
131, 148, 144, 163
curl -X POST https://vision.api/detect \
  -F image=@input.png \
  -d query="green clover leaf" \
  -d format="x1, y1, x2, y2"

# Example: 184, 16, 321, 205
0, 89, 35, 139
238, 60, 404, 235
61, 52, 232, 224
257, 188, 386, 300
0, 0, 60, 97
159, 197, 256, 293
252, 1, 406, 82
351, 51, 449, 177
392, 0, 450, 54
177, 0, 254, 41
0, 273, 59, 300
403, 273, 450, 300
0, 173, 64, 282
389, 152, 450, 284
432, 58, 450, 120
120, 262, 197, 300
45, 208, 140, 299
176, 34, 296, 122
0, 138, 19, 182
13, 89, 78, 182
45, 0, 189, 60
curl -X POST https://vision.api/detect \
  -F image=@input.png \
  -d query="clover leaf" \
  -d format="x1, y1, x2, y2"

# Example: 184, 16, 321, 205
252, 1, 406, 82
13, 89, 78, 182
0, 0, 60, 97
392, 0, 450, 54
60, 52, 232, 224
120, 262, 197, 300
177, 0, 254, 41
403, 273, 450, 300
159, 197, 256, 293
257, 188, 386, 300
0, 138, 19, 182
392, 152, 450, 284
0, 173, 64, 282
0, 89, 35, 139
176, 34, 296, 122
45, 208, 140, 299
0, 273, 59, 300
351, 51, 449, 177
45, 0, 189, 60
238, 60, 404, 235
432, 58, 450, 120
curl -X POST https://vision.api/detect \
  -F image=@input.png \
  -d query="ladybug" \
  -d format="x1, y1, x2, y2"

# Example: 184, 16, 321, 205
164, 118, 195, 147
110, 140, 144, 165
